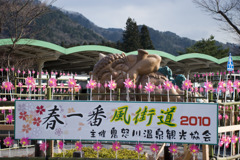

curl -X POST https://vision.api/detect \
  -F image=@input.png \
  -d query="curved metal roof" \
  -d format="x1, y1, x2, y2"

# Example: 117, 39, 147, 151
0, 38, 239, 74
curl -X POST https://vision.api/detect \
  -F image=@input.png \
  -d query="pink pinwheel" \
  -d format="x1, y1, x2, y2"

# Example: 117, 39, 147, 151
145, 82, 155, 92
218, 114, 222, 120
11, 67, 14, 72
124, 78, 133, 89
2, 81, 13, 92
157, 84, 162, 89
6, 114, 13, 124
204, 81, 213, 91
182, 79, 192, 90
194, 87, 198, 92
104, 82, 108, 88
18, 82, 23, 87
226, 80, 233, 89
225, 136, 231, 148
20, 137, 30, 146
237, 116, 240, 122
234, 80, 240, 88
93, 142, 102, 151
40, 142, 48, 151
169, 144, 178, 154
4, 137, 14, 147
231, 135, 238, 144
150, 144, 159, 153
75, 141, 83, 151
108, 80, 117, 90
0, 68, 3, 72
58, 140, 64, 150
22, 70, 26, 75
88, 79, 97, 89
199, 87, 204, 93
225, 115, 229, 120
189, 144, 199, 154
112, 141, 121, 151
138, 84, 143, 90
163, 80, 173, 90
135, 143, 144, 153
25, 77, 35, 86
68, 78, 76, 88
174, 85, 178, 90
2, 97, 7, 101
97, 82, 101, 88
48, 78, 57, 88
5, 68, 9, 72
218, 81, 226, 90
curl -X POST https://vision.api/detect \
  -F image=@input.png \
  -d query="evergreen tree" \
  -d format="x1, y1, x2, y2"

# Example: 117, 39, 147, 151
180, 35, 229, 58
122, 18, 142, 52
140, 25, 155, 49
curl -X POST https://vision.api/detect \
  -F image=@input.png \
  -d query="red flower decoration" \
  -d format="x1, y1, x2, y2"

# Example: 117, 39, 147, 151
33, 117, 42, 126
36, 105, 45, 115
19, 111, 28, 121
22, 124, 31, 133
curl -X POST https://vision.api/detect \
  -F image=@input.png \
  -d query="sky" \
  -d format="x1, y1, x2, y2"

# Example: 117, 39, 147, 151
52, 0, 237, 44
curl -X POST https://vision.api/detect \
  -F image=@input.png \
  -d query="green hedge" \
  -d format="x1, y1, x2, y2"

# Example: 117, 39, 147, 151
54, 147, 146, 159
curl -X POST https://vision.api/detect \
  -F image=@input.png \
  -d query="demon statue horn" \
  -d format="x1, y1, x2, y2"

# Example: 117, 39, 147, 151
92, 49, 185, 102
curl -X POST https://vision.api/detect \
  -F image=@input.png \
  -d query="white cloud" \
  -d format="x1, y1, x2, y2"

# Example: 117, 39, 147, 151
53, 0, 237, 43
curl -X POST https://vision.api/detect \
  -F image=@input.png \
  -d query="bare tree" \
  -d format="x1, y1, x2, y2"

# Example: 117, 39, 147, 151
0, 0, 56, 68
193, 0, 240, 42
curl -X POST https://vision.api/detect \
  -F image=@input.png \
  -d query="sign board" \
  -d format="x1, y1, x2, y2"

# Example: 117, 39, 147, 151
15, 101, 218, 145
227, 53, 234, 71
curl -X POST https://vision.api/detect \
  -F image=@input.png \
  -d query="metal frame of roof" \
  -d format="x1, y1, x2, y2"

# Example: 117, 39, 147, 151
0, 38, 239, 74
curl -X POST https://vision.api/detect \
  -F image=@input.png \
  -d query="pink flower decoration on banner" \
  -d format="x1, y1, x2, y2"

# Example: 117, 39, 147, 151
124, 78, 133, 89
4, 137, 14, 147
48, 78, 57, 88
2, 81, 13, 92
75, 141, 83, 151
218, 114, 222, 120
33, 117, 42, 126
163, 80, 173, 90
20, 137, 30, 146
88, 79, 97, 89
112, 141, 121, 151
145, 82, 155, 92
234, 80, 240, 88
40, 142, 48, 151
58, 140, 64, 150
93, 142, 102, 151
135, 143, 144, 153
204, 82, 213, 91
150, 144, 159, 153
108, 80, 117, 90
190, 144, 199, 154
169, 144, 178, 154
231, 135, 238, 144
138, 84, 143, 90
25, 77, 35, 86
6, 114, 13, 124
68, 78, 76, 88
